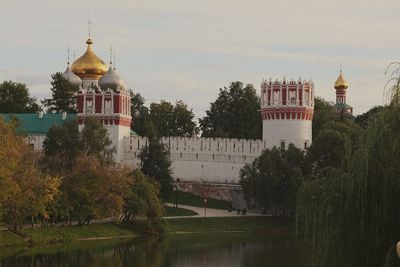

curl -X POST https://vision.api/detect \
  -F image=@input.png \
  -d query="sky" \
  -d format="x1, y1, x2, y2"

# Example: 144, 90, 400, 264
1, 0, 399, 117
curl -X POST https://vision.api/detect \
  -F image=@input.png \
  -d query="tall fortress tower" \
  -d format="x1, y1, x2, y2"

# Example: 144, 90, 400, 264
261, 78, 314, 150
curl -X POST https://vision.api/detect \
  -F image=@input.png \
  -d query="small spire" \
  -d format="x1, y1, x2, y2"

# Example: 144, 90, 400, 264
113, 53, 116, 70
109, 44, 113, 67
73, 49, 76, 61
88, 20, 91, 39
340, 62, 343, 74
67, 45, 70, 66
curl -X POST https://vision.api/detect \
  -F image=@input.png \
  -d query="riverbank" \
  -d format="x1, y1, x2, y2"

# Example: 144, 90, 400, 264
0, 223, 137, 248
166, 216, 293, 234
0, 216, 294, 248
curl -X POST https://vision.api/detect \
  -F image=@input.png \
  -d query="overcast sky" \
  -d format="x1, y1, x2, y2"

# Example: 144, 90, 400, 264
1, 0, 399, 117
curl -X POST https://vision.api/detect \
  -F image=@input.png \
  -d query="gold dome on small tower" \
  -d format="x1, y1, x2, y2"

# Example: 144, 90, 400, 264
334, 70, 349, 89
71, 38, 107, 80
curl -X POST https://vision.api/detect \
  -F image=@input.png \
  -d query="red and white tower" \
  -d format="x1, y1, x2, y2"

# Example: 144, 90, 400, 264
260, 78, 314, 150
72, 37, 132, 162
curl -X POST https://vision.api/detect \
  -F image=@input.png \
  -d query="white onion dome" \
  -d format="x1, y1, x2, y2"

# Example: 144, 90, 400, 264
98, 66, 125, 91
62, 65, 82, 87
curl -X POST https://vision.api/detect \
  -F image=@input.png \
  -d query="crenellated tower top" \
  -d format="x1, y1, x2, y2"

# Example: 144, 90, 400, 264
260, 78, 314, 150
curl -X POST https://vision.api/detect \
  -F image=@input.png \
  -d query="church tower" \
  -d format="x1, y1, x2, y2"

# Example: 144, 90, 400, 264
260, 78, 314, 150
71, 37, 131, 162
334, 69, 353, 114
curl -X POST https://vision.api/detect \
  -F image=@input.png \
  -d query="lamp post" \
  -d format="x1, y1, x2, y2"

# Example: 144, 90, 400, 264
175, 178, 180, 209
173, 186, 177, 212
203, 197, 207, 217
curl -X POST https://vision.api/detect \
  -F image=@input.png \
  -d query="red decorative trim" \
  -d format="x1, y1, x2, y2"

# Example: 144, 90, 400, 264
95, 95, 102, 113
261, 107, 314, 121
77, 94, 84, 113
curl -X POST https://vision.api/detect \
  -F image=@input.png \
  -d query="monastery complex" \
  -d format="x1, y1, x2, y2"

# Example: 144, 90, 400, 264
2, 36, 352, 185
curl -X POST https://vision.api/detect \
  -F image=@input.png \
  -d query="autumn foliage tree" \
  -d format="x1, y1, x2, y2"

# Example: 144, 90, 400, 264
0, 117, 60, 230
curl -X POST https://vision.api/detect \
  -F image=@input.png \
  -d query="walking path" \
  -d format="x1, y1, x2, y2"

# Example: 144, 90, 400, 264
0, 204, 263, 230
164, 203, 263, 219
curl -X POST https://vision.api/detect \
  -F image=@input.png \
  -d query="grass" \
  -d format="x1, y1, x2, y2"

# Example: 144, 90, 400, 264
166, 216, 294, 234
164, 206, 198, 217
167, 191, 230, 210
0, 223, 137, 248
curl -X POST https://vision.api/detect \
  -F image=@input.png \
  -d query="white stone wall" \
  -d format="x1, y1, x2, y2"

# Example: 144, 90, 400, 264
262, 119, 312, 149
122, 136, 264, 184
26, 134, 47, 151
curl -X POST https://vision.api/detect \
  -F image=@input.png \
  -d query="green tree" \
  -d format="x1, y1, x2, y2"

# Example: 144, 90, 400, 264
0, 81, 40, 113
355, 105, 384, 129
43, 72, 79, 113
200, 81, 261, 139
122, 170, 163, 220
41, 117, 115, 174
149, 100, 198, 137
139, 137, 173, 201
297, 63, 400, 266
312, 97, 338, 139
240, 145, 309, 215
309, 128, 351, 173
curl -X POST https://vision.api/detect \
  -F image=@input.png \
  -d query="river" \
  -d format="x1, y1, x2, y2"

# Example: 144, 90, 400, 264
0, 232, 311, 267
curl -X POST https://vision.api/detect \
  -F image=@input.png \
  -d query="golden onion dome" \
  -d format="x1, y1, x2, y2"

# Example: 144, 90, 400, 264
71, 39, 107, 80
334, 71, 349, 90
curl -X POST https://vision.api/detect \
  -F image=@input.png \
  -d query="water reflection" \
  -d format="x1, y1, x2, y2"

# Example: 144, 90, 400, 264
0, 233, 310, 267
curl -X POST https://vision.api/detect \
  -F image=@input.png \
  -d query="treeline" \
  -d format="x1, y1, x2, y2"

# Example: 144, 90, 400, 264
0, 117, 163, 232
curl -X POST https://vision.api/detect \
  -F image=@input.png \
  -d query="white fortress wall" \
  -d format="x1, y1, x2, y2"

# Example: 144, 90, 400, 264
123, 136, 264, 184
262, 119, 312, 149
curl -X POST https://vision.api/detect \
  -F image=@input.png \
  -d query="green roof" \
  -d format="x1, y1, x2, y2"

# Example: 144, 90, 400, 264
0, 113, 77, 134
334, 103, 353, 110
130, 129, 139, 136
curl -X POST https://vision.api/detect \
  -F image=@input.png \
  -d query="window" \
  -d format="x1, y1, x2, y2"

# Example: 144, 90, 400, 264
304, 141, 309, 149
304, 91, 310, 106
273, 91, 280, 105
196, 153, 198, 159
289, 90, 296, 105
280, 141, 286, 149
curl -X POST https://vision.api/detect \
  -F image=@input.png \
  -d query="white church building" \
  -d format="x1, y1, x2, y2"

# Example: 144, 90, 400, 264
3, 37, 316, 185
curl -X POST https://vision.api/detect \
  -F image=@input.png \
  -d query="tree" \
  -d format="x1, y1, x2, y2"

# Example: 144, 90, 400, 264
0, 117, 60, 230
59, 154, 131, 225
43, 72, 79, 113
199, 81, 261, 139
240, 145, 309, 215
312, 97, 339, 140
139, 137, 173, 201
297, 63, 400, 266
0, 81, 40, 113
149, 100, 198, 137
41, 117, 115, 174
130, 91, 145, 125
130, 95, 198, 137
355, 106, 384, 129
122, 170, 163, 221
